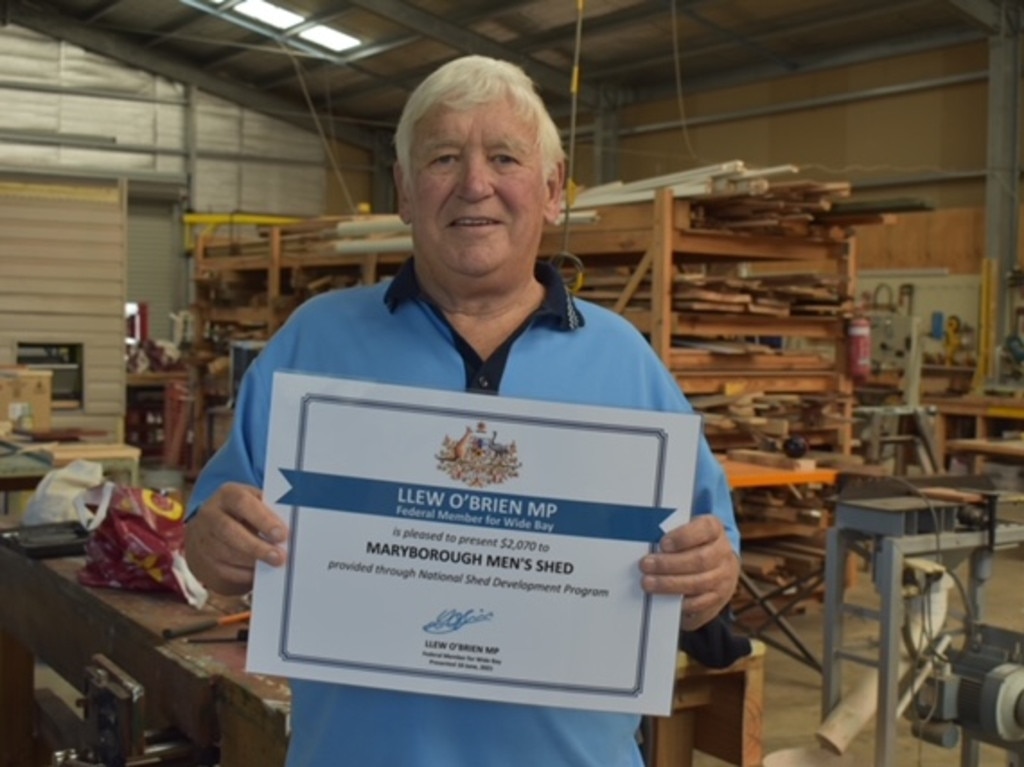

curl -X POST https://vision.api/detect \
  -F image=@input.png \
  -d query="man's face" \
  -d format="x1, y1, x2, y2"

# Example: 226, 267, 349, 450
395, 100, 563, 288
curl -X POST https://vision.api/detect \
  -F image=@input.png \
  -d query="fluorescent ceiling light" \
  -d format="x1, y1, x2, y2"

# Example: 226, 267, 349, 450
299, 25, 360, 52
234, 0, 304, 30
179, 0, 363, 59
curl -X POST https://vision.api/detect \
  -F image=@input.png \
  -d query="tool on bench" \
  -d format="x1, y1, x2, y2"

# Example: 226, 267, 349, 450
0, 520, 90, 558
186, 628, 249, 643
162, 610, 251, 640
0, 437, 55, 464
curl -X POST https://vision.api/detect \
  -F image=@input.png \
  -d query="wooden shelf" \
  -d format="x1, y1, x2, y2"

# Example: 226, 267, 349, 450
541, 200, 848, 263
187, 220, 408, 473
188, 194, 858, 470
542, 188, 856, 455
676, 371, 845, 396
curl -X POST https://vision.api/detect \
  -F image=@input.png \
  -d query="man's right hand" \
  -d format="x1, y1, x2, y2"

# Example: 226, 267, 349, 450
184, 482, 288, 596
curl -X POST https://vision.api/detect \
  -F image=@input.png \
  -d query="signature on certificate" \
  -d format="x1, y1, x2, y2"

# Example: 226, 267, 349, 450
423, 608, 494, 634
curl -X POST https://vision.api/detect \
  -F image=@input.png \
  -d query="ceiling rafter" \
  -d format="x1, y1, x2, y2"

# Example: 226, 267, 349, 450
310, 0, 680, 112
631, 26, 986, 105
84, 0, 128, 24
595, 0, 939, 81
946, 0, 1003, 33
260, 0, 542, 92
198, 7, 349, 68
322, 0, 934, 118
342, 0, 606, 109
681, 6, 798, 72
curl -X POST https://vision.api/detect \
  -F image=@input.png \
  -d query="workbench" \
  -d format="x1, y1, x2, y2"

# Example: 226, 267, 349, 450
924, 394, 1024, 469
719, 458, 838, 490
0, 537, 289, 766
0, 442, 141, 493
0, 526, 763, 767
944, 436, 1024, 475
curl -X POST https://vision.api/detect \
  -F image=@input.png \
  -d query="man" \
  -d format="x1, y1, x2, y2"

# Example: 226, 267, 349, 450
186, 54, 740, 766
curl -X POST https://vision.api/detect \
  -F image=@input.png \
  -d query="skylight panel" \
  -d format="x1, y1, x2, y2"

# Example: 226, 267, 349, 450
299, 25, 361, 52
234, 0, 305, 30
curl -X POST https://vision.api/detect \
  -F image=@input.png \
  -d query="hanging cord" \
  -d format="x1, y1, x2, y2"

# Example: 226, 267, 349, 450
669, 0, 700, 162
549, 0, 586, 293
283, 42, 358, 214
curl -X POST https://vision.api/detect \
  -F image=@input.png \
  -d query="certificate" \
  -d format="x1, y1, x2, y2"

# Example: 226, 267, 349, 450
247, 372, 702, 715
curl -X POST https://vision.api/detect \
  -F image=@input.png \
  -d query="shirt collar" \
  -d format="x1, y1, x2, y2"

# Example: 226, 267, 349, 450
383, 257, 584, 331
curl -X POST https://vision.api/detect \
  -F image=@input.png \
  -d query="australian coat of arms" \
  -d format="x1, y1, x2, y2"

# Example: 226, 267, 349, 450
436, 421, 521, 488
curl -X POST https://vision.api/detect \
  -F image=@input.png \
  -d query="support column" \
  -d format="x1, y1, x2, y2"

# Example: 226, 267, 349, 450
983, 2, 1022, 368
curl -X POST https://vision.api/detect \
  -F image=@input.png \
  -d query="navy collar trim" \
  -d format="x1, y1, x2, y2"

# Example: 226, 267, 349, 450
383, 258, 584, 331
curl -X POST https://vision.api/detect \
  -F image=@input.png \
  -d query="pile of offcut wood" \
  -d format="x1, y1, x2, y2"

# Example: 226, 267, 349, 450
675, 271, 850, 317
569, 159, 904, 238
731, 484, 832, 616
686, 390, 866, 458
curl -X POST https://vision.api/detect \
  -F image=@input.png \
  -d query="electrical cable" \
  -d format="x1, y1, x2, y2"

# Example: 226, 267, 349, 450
879, 475, 946, 766
865, 473, 994, 764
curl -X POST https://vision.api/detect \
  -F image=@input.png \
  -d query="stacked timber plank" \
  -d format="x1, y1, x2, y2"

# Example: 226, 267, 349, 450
537, 160, 904, 455
189, 160, 900, 469
688, 390, 857, 455
192, 216, 410, 353
572, 269, 852, 318
568, 160, 889, 239
727, 466, 834, 614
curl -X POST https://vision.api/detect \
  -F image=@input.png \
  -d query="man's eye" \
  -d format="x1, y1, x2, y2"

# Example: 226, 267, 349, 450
493, 154, 518, 165
431, 154, 457, 166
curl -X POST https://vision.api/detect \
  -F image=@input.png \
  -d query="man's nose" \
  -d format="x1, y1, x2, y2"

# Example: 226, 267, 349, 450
457, 156, 493, 198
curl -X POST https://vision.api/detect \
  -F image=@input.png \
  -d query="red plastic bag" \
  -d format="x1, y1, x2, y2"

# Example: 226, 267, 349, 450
76, 483, 208, 608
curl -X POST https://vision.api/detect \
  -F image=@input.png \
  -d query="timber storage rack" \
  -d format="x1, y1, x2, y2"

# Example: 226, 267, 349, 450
539, 188, 858, 457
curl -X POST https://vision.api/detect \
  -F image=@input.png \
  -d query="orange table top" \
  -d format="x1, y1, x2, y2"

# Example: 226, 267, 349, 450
718, 457, 838, 489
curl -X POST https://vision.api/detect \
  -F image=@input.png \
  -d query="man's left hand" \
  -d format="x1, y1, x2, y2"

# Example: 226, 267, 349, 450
639, 515, 740, 631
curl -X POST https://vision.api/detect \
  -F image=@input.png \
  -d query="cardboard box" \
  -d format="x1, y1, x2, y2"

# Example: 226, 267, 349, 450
0, 368, 53, 432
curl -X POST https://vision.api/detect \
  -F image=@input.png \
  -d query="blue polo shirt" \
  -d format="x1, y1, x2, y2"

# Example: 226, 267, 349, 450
190, 259, 738, 767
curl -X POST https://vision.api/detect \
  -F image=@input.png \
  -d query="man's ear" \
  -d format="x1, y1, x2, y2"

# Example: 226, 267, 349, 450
543, 160, 567, 225
394, 164, 411, 224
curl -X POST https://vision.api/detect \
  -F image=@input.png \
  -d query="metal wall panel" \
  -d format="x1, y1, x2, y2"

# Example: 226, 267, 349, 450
127, 201, 184, 343
0, 176, 127, 435
0, 24, 326, 216
194, 91, 325, 215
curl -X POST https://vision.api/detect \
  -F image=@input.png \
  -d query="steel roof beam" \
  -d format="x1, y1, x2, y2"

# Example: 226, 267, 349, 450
343, 0, 603, 109
947, 0, 1003, 33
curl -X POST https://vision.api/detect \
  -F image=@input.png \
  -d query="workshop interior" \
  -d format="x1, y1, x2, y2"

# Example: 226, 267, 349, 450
1, 1, 1024, 766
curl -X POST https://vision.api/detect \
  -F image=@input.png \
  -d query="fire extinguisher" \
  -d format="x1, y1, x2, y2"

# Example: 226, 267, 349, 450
848, 315, 872, 380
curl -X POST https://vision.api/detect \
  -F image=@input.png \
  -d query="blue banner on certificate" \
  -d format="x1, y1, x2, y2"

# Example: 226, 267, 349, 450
247, 372, 703, 715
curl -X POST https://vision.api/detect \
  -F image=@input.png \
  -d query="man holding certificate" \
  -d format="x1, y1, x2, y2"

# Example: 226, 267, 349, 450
185, 54, 741, 766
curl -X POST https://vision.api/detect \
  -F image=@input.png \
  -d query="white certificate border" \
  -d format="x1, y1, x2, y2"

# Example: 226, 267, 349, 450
276, 393, 673, 702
